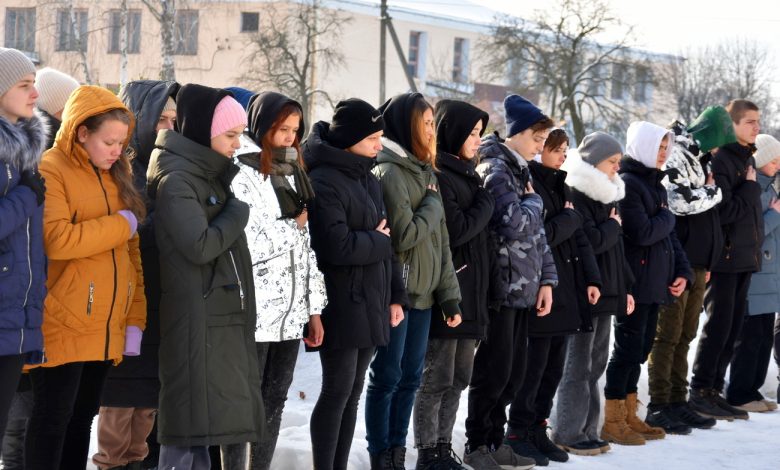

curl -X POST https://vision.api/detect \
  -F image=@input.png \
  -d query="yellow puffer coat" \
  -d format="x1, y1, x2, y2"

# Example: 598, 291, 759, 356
33, 85, 146, 368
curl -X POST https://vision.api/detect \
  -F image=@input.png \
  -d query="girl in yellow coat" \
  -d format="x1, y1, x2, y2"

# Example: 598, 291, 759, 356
25, 85, 146, 470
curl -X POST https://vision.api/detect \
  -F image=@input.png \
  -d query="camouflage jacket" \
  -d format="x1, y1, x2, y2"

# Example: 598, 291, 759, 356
476, 133, 557, 309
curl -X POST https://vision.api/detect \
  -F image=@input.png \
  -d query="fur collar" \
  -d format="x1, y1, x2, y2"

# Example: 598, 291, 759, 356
564, 153, 625, 204
0, 114, 46, 171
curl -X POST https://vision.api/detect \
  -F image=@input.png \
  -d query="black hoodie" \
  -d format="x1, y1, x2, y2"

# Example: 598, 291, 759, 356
379, 92, 425, 152
246, 91, 305, 144
176, 84, 231, 148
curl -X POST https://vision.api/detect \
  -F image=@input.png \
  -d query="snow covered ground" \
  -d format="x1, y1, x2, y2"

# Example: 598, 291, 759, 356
86, 311, 779, 469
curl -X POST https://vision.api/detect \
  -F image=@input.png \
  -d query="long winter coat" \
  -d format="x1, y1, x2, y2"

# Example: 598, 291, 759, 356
102, 79, 179, 408
0, 114, 46, 362
304, 121, 408, 350
564, 152, 634, 316
232, 137, 326, 342
528, 161, 601, 335
663, 137, 723, 270
147, 128, 263, 446
747, 172, 780, 315
710, 142, 764, 273
476, 134, 558, 310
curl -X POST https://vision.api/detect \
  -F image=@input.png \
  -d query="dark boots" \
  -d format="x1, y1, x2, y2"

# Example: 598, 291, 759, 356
528, 421, 569, 462
370, 449, 395, 470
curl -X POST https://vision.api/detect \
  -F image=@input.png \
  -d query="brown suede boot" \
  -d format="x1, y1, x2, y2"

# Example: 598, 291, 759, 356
625, 393, 666, 440
600, 399, 646, 446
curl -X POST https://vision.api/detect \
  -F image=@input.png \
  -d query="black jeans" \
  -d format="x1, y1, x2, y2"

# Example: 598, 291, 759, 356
507, 335, 567, 432
775, 314, 780, 400
251, 340, 299, 470
726, 313, 776, 405
691, 272, 751, 392
310, 347, 373, 470
605, 303, 659, 399
0, 354, 23, 450
1, 375, 33, 470
25, 361, 111, 470
465, 307, 529, 450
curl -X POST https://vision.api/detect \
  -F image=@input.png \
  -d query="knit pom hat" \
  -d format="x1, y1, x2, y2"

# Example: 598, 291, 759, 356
0, 47, 36, 97
504, 94, 546, 138
162, 96, 176, 113
34, 67, 80, 115
578, 131, 623, 166
328, 98, 385, 149
211, 95, 247, 138
754, 134, 780, 169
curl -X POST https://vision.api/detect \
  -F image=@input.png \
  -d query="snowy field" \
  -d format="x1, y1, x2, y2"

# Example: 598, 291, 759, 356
87, 311, 780, 469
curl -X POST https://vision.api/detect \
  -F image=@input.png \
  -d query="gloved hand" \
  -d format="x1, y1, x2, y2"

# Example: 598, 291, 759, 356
19, 169, 45, 206
123, 326, 143, 356
117, 210, 138, 237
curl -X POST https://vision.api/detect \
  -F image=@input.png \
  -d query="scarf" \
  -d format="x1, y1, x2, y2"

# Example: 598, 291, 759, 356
269, 147, 315, 219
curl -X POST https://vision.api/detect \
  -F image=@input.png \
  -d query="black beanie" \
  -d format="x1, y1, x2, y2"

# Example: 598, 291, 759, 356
176, 84, 230, 148
327, 98, 385, 149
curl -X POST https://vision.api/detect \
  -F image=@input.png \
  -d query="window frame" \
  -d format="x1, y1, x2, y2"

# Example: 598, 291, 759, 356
4, 7, 36, 52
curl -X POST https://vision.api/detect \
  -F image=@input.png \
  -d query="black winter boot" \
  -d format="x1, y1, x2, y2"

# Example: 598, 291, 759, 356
391, 446, 407, 470
504, 427, 549, 466
370, 449, 395, 470
415, 447, 446, 470
529, 421, 569, 462
436, 443, 468, 470
669, 401, 716, 429
645, 404, 692, 435
689, 388, 736, 420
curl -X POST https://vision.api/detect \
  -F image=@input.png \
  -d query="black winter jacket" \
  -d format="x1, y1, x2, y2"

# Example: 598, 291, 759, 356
619, 157, 693, 305
304, 121, 408, 350
528, 161, 601, 335
710, 142, 764, 273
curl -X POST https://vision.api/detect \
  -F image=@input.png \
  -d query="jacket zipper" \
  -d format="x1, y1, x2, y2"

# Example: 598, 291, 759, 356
20, 219, 32, 353
3, 163, 11, 195
96, 170, 118, 360
278, 250, 297, 341
124, 282, 132, 316
228, 250, 246, 311
87, 282, 94, 316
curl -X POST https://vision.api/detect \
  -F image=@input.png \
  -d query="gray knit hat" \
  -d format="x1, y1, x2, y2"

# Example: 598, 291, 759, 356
34, 67, 79, 115
578, 131, 623, 166
0, 48, 36, 97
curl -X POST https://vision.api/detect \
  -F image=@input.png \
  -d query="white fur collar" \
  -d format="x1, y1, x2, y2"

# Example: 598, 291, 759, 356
564, 152, 625, 204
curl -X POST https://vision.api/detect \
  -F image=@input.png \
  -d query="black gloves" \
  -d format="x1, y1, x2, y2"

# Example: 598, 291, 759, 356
19, 170, 45, 206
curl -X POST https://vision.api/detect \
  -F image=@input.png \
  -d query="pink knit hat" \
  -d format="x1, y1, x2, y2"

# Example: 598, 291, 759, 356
211, 95, 247, 138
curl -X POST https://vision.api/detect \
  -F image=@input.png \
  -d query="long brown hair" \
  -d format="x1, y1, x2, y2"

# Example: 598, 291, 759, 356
79, 109, 146, 220
260, 103, 304, 176
411, 97, 437, 169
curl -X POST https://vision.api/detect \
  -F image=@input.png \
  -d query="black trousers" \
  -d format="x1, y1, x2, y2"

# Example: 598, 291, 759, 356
605, 303, 659, 399
691, 272, 751, 392
726, 313, 776, 405
507, 335, 567, 432
310, 347, 373, 470
25, 361, 111, 470
465, 307, 529, 449
0, 354, 23, 450
775, 315, 780, 400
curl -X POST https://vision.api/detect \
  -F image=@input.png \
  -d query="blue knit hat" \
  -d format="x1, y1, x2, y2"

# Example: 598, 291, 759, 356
224, 86, 255, 110
504, 94, 546, 137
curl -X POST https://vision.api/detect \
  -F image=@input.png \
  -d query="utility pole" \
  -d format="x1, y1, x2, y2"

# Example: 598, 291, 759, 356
379, 0, 387, 103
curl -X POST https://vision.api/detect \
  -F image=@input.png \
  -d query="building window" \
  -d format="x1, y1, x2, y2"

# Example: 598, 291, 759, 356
452, 37, 470, 83
174, 9, 199, 55
108, 10, 141, 54
610, 62, 627, 100
408, 31, 421, 78
4, 8, 36, 52
634, 65, 652, 103
56, 9, 89, 52
241, 12, 259, 33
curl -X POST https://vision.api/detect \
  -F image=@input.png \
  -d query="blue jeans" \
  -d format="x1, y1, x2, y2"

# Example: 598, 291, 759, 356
365, 308, 431, 454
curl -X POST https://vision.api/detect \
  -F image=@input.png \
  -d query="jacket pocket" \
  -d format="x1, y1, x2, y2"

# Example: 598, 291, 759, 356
203, 251, 245, 326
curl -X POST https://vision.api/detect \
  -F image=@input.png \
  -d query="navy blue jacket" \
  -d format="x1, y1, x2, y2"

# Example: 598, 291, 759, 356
0, 115, 46, 362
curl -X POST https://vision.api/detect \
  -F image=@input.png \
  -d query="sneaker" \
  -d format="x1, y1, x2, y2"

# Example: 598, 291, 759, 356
437, 443, 470, 470
688, 388, 735, 421
761, 399, 778, 411
588, 439, 611, 453
528, 422, 568, 462
669, 402, 716, 429
709, 392, 749, 420
462, 445, 503, 470
733, 400, 771, 413
556, 440, 601, 456
645, 405, 692, 435
503, 430, 548, 467
490, 444, 536, 470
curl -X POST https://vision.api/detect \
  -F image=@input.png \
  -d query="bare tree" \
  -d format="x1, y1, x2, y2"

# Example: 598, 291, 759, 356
239, 0, 351, 128
479, 0, 646, 142
140, 0, 178, 81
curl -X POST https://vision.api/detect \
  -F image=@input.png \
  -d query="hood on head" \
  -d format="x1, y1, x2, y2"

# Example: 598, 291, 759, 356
378, 92, 425, 153
119, 80, 179, 165
625, 121, 673, 169
56, 85, 135, 165
434, 99, 488, 156
302, 120, 374, 174
246, 91, 304, 147
176, 84, 230, 148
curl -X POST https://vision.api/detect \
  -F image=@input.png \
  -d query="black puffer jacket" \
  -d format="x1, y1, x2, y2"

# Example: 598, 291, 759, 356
304, 121, 408, 350
528, 161, 601, 335
710, 142, 764, 273
102, 79, 179, 408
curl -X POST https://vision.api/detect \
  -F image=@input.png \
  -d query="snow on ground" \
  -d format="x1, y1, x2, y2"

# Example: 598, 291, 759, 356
87, 312, 780, 469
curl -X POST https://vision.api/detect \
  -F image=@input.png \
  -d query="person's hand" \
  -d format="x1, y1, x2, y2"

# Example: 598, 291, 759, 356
525, 182, 535, 194
117, 210, 138, 237
770, 197, 780, 214
626, 294, 635, 315
587, 286, 601, 305
669, 277, 687, 297
390, 304, 404, 327
446, 314, 462, 328
427, 183, 438, 192
706, 172, 715, 186
302, 314, 324, 347
705, 271, 711, 283
375, 218, 391, 237
746, 165, 757, 182
564, 201, 574, 210
19, 169, 45, 206
536, 285, 553, 317
609, 207, 622, 225
294, 208, 308, 230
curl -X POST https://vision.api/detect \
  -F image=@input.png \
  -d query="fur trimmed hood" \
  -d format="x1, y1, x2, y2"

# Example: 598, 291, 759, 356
0, 114, 46, 171
563, 148, 625, 204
